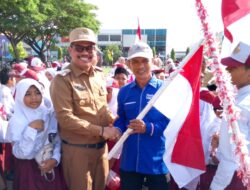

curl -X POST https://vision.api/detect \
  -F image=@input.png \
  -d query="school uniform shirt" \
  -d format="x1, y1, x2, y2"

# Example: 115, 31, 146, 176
200, 99, 221, 164
114, 76, 169, 175
210, 85, 250, 190
6, 79, 61, 164
37, 71, 52, 100
108, 87, 119, 117
0, 84, 15, 119
50, 63, 113, 144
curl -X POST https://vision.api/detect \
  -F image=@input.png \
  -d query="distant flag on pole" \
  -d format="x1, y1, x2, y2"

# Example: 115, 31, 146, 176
153, 44, 206, 188
221, 0, 250, 43
135, 18, 142, 43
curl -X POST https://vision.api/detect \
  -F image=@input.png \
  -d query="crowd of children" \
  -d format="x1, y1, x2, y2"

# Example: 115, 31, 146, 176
0, 39, 249, 190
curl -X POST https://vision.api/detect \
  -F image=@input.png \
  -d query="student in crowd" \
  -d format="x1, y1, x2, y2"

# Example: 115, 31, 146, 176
106, 67, 130, 190
114, 41, 170, 190
0, 65, 17, 183
152, 68, 166, 81
0, 66, 15, 120
45, 68, 57, 82
165, 58, 176, 74
6, 78, 67, 190
210, 41, 250, 190
50, 27, 119, 190
114, 67, 129, 88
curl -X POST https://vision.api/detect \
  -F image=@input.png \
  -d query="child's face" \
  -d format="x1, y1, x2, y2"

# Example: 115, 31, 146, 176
155, 72, 165, 81
226, 66, 250, 89
23, 85, 42, 109
45, 71, 54, 81
114, 73, 128, 88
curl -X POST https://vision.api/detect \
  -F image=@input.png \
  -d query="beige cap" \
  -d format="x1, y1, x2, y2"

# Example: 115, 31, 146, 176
127, 41, 153, 60
69, 27, 97, 44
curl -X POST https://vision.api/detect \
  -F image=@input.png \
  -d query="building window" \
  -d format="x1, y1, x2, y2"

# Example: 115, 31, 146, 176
123, 30, 134, 35
110, 35, 121, 41
147, 35, 155, 41
156, 35, 166, 41
155, 29, 166, 35
98, 35, 109, 41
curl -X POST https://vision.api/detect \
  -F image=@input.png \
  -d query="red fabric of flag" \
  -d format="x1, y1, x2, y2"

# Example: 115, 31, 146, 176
222, 0, 250, 42
171, 45, 205, 171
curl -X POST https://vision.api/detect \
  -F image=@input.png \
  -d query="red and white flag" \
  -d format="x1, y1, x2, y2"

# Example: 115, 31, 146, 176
135, 18, 142, 43
154, 45, 206, 188
221, 0, 250, 43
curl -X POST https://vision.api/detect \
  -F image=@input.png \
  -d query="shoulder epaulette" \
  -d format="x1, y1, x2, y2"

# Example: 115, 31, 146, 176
57, 69, 71, 76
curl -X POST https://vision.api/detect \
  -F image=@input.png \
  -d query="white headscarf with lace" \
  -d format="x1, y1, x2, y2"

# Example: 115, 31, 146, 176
7, 78, 53, 142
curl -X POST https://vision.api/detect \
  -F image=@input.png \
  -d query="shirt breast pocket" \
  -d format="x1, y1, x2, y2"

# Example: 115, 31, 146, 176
73, 90, 90, 107
99, 87, 107, 97
124, 102, 137, 120
95, 87, 107, 103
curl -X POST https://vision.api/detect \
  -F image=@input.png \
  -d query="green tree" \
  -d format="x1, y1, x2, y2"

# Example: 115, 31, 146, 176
103, 45, 122, 66
57, 47, 63, 61
23, 0, 100, 62
170, 48, 176, 62
0, 0, 44, 61
0, 0, 100, 62
186, 47, 190, 55
152, 47, 156, 57
8, 42, 28, 60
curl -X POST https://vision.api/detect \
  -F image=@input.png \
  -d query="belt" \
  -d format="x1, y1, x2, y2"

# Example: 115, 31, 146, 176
62, 140, 106, 149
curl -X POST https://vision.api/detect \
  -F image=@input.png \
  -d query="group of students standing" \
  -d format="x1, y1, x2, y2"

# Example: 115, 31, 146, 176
0, 26, 249, 190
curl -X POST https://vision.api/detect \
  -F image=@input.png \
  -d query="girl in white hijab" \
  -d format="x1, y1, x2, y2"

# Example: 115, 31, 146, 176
6, 78, 67, 190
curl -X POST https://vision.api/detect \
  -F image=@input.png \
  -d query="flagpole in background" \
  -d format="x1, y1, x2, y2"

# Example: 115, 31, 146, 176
108, 39, 204, 160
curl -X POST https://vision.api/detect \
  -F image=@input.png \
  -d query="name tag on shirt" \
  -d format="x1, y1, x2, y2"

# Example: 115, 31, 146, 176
125, 101, 136, 105
74, 84, 86, 91
146, 94, 154, 100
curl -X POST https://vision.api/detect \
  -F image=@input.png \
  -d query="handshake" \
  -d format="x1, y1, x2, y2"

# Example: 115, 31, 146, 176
100, 118, 146, 140
100, 125, 121, 141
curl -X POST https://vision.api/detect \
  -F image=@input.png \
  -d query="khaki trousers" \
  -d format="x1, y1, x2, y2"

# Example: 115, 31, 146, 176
62, 143, 109, 190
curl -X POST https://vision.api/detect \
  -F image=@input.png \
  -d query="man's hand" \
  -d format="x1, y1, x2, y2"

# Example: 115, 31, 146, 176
128, 119, 146, 134
102, 125, 121, 140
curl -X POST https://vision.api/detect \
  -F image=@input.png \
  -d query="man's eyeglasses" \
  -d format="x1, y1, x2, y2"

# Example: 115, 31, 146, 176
71, 44, 96, 53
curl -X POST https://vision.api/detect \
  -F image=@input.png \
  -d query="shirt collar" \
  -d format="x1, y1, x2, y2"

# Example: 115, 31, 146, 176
129, 76, 159, 89
70, 63, 94, 77
238, 85, 250, 96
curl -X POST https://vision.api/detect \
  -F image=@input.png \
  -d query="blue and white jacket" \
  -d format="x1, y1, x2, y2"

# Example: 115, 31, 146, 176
114, 76, 169, 174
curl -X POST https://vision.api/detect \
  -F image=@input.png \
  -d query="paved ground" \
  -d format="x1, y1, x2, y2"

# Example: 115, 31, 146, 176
5, 180, 149, 190
6, 180, 12, 190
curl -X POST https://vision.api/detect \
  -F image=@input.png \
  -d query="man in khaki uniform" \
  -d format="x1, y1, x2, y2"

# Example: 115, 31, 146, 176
50, 27, 119, 190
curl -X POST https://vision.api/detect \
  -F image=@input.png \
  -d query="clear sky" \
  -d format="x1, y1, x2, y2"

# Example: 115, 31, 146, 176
85, 0, 223, 51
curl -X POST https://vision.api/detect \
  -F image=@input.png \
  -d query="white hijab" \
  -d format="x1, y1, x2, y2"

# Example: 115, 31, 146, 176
46, 68, 57, 79
7, 78, 53, 142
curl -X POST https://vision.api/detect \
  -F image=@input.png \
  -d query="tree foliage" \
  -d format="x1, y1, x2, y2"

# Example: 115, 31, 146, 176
8, 42, 28, 60
0, 0, 43, 61
103, 45, 122, 66
186, 47, 190, 55
0, 0, 100, 62
152, 47, 156, 57
170, 48, 176, 62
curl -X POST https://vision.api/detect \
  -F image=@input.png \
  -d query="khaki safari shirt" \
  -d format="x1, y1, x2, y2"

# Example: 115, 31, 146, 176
50, 63, 113, 144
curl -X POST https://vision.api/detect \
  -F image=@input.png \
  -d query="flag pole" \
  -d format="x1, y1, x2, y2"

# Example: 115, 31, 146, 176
108, 39, 204, 160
